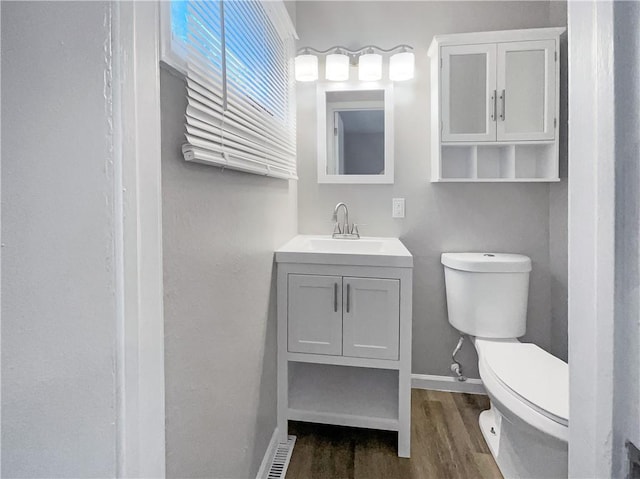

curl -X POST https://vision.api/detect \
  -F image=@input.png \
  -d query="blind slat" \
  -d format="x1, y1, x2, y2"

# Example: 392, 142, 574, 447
180, 0, 296, 180
186, 90, 296, 156
186, 122, 296, 168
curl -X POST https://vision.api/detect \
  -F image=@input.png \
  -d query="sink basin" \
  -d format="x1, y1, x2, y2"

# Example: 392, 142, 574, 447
307, 238, 385, 254
275, 235, 412, 267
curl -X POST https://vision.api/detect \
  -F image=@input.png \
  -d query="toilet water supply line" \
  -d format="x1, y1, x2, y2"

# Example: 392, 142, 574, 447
451, 335, 467, 382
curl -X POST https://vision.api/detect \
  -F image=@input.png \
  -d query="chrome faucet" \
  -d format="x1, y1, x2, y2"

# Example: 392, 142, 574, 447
331, 202, 360, 239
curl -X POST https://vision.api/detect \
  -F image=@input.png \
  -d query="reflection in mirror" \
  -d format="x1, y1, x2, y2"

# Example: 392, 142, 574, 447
330, 109, 384, 175
318, 87, 393, 184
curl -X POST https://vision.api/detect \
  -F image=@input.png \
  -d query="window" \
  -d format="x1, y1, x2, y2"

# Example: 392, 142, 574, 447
161, 0, 297, 179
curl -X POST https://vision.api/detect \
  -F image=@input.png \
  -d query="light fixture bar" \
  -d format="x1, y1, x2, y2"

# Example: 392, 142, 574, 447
296, 44, 413, 56
294, 45, 415, 83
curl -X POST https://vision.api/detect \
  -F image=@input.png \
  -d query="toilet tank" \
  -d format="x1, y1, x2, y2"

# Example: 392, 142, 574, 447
441, 252, 532, 338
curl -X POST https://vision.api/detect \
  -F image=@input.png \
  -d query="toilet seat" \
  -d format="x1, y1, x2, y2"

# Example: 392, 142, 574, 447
476, 339, 568, 426
475, 338, 569, 442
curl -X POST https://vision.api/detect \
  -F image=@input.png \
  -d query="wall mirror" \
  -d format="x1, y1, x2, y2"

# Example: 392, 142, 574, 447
317, 84, 394, 184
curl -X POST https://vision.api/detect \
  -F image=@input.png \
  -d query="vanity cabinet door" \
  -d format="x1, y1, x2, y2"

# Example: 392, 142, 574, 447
441, 43, 497, 142
288, 274, 343, 356
342, 277, 400, 360
496, 40, 556, 141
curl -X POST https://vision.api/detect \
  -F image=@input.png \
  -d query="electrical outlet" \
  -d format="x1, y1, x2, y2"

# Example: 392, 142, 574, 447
392, 198, 405, 218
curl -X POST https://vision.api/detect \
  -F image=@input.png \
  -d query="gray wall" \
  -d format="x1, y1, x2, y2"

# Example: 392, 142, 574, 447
548, 0, 569, 362
161, 70, 297, 478
1, 2, 117, 477
296, 1, 567, 378
612, 1, 640, 476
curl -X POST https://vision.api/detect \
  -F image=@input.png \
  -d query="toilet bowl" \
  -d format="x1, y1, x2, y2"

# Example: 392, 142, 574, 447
474, 338, 568, 479
441, 252, 569, 479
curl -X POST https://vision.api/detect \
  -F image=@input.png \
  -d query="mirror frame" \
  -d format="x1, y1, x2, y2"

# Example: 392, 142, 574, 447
317, 82, 394, 184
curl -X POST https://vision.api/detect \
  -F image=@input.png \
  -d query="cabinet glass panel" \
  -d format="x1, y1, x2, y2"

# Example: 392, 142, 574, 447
504, 50, 545, 133
449, 53, 487, 135
497, 39, 555, 140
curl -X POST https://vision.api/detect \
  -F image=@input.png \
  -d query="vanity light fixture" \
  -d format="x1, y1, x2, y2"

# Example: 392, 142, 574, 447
325, 50, 350, 81
294, 45, 415, 82
294, 51, 319, 82
389, 49, 415, 81
358, 49, 383, 81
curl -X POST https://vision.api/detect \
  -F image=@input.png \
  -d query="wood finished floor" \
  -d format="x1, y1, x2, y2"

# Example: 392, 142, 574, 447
286, 389, 502, 479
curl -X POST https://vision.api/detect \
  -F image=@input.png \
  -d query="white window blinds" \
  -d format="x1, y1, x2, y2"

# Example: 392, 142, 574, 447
181, 0, 297, 180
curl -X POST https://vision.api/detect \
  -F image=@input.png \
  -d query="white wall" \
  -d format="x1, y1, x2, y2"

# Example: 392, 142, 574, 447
296, 1, 567, 378
1, 2, 117, 476
161, 69, 298, 478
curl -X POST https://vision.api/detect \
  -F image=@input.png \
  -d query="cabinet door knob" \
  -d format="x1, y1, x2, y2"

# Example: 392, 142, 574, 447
334, 283, 338, 312
346, 283, 351, 313
499, 89, 506, 121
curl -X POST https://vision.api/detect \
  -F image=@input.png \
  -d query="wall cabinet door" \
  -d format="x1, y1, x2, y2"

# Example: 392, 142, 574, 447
342, 277, 400, 360
496, 40, 556, 141
288, 274, 342, 356
441, 43, 497, 142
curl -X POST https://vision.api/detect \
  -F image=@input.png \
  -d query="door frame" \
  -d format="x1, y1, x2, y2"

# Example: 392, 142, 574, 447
112, 2, 166, 477
567, 1, 616, 477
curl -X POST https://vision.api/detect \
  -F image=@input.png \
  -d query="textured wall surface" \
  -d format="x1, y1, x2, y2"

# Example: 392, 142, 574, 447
1, 2, 117, 477
612, 1, 640, 476
161, 70, 297, 478
296, 1, 567, 378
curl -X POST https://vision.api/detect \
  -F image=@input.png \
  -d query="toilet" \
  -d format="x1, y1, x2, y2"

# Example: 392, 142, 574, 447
441, 252, 568, 479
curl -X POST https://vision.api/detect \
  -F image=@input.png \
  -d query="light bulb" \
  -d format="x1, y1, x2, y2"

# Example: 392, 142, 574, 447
358, 53, 382, 81
295, 54, 318, 82
325, 53, 350, 81
389, 51, 415, 81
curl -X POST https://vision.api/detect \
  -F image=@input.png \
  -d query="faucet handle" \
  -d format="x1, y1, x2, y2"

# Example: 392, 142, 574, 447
333, 223, 342, 236
352, 224, 361, 238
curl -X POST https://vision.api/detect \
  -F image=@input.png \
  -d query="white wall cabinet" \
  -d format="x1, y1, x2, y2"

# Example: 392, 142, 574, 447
430, 28, 565, 182
276, 253, 413, 457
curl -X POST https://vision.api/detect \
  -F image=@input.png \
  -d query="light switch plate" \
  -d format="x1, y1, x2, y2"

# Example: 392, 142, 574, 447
392, 198, 405, 218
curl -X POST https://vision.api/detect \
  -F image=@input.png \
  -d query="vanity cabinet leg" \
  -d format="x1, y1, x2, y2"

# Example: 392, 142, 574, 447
277, 356, 289, 443
398, 369, 411, 458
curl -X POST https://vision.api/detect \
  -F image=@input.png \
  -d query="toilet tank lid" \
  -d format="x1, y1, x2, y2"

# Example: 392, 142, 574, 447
441, 252, 532, 273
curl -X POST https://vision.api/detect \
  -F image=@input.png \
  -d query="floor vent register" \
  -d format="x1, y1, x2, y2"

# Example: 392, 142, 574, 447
265, 435, 296, 479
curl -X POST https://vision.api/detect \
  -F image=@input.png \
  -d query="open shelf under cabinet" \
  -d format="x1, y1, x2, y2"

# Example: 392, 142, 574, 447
438, 143, 558, 182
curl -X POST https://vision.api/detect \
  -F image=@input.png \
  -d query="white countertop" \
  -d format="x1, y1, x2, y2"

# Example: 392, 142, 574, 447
275, 235, 413, 268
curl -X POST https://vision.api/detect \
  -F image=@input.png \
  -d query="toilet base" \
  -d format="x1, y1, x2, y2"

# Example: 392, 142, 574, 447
479, 404, 567, 479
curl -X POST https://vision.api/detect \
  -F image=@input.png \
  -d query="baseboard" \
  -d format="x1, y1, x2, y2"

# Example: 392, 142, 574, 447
255, 428, 280, 479
412, 373, 486, 395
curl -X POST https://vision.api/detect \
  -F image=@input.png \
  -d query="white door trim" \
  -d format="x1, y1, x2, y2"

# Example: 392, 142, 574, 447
112, 2, 165, 477
567, 1, 616, 477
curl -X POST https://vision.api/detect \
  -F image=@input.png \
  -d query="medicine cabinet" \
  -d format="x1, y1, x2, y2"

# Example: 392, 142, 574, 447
317, 84, 394, 184
429, 27, 565, 182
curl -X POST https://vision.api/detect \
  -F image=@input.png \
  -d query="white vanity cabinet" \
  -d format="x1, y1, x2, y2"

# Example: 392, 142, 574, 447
430, 28, 565, 182
275, 236, 413, 458
288, 275, 400, 360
